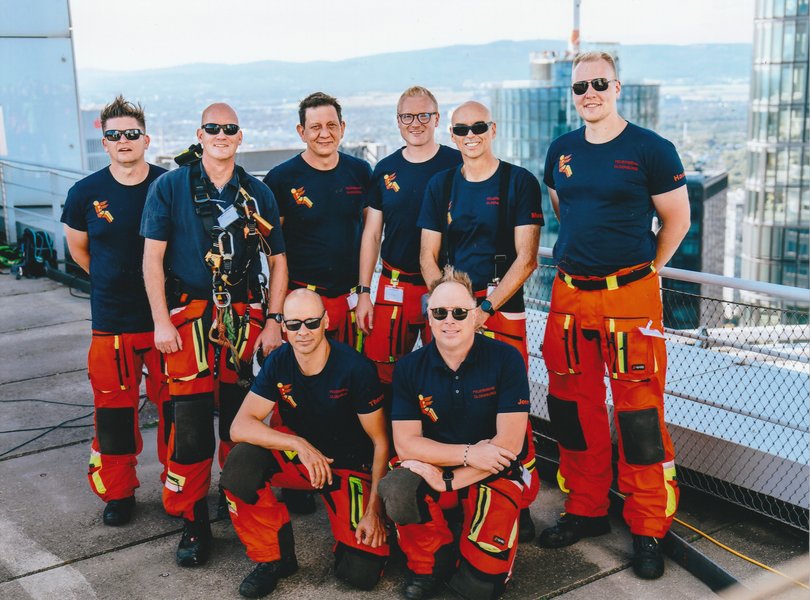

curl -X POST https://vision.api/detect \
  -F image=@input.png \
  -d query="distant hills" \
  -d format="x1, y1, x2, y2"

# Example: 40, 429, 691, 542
78, 39, 752, 104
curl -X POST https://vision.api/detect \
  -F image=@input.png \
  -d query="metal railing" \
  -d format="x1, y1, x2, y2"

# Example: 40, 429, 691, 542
2, 157, 808, 530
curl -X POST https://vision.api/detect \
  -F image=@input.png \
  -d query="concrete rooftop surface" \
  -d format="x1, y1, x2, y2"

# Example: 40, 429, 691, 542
0, 276, 807, 600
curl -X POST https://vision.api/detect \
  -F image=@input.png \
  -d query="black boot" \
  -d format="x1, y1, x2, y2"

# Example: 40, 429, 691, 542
217, 487, 231, 521
238, 559, 299, 598
176, 499, 212, 567
537, 513, 611, 548
632, 535, 665, 579
518, 507, 536, 543
103, 496, 135, 526
402, 573, 439, 600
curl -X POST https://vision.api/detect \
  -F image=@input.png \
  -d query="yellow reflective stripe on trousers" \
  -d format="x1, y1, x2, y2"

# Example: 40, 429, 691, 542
663, 461, 677, 517
192, 319, 208, 372
467, 485, 492, 544
563, 314, 576, 373
89, 451, 107, 494
348, 475, 364, 529
608, 318, 619, 378
606, 275, 619, 290
556, 468, 570, 494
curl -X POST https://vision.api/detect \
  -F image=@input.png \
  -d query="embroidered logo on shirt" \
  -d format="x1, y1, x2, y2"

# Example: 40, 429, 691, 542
383, 173, 400, 192
329, 388, 349, 399
558, 154, 573, 178
291, 186, 313, 208
277, 382, 297, 407
418, 394, 439, 423
93, 200, 114, 223
614, 159, 639, 172
345, 185, 363, 195
486, 196, 500, 206
472, 386, 496, 399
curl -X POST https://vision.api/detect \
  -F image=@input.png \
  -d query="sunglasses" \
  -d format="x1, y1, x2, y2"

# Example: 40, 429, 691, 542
104, 129, 145, 142
571, 78, 617, 95
398, 112, 437, 125
429, 307, 472, 321
201, 123, 241, 136
284, 311, 326, 331
451, 121, 493, 137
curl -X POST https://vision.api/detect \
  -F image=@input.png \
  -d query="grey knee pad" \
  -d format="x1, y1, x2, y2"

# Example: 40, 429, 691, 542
220, 442, 278, 503
618, 407, 665, 465
172, 393, 215, 464
334, 543, 386, 591
378, 468, 431, 525
447, 559, 506, 600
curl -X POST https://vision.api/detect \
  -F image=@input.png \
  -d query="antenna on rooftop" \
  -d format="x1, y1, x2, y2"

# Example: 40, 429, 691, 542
569, 0, 581, 55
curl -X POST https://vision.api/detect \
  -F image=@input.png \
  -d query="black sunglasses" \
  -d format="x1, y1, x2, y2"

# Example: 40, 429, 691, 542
451, 121, 493, 136
104, 129, 145, 142
429, 307, 472, 321
398, 112, 436, 125
571, 78, 617, 95
201, 123, 240, 136
284, 311, 326, 331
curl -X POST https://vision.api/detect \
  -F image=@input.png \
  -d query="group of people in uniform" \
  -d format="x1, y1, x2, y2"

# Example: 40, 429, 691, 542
61, 50, 690, 599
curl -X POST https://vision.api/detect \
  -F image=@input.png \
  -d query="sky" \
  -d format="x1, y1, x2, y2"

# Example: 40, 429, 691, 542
69, 0, 757, 72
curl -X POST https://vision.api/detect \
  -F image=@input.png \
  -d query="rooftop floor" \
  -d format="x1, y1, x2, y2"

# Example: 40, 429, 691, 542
0, 276, 807, 600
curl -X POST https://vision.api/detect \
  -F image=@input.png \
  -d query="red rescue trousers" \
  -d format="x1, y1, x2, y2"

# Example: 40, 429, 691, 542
87, 330, 169, 502
543, 265, 679, 538
288, 281, 360, 349
162, 299, 265, 521
222, 440, 389, 564
363, 263, 428, 385
396, 472, 523, 587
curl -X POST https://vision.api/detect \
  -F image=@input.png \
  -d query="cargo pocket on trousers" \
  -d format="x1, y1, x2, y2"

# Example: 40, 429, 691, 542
603, 317, 658, 381
88, 333, 131, 393
542, 312, 582, 375
165, 312, 209, 382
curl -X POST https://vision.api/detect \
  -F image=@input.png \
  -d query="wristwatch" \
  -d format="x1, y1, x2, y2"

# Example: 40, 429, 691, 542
480, 299, 496, 316
442, 470, 454, 492
356, 285, 372, 294
267, 312, 283, 324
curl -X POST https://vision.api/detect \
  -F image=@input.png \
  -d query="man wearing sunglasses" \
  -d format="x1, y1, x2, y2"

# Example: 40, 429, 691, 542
381, 266, 530, 600
264, 92, 371, 348
61, 95, 169, 528
418, 100, 543, 542
357, 86, 461, 389
538, 51, 690, 580
219, 289, 389, 598
141, 103, 288, 568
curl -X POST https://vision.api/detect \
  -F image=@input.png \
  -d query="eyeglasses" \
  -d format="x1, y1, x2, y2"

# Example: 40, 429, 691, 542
398, 112, 436, 125
201, 123, 241, 136
103, 129, 145, 142
284, 311, 326, 331
451, 121, 493, 137
571, 78, 617, 95
429, 307, 472, 321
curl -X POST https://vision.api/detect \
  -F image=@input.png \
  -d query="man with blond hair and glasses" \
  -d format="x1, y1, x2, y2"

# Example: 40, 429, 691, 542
538, 50, 690, 580
357, 86, 461, 389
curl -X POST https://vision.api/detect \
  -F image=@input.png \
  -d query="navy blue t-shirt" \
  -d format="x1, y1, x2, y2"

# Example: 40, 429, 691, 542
368, 145, 462, 274
264, 153, 371, 292
391, 335, 530, 446
418, 162, 543, 312
544, 122, 686, 276
140, 162, 285, 296
61, 164, 166, 332
252, 340, 384, 468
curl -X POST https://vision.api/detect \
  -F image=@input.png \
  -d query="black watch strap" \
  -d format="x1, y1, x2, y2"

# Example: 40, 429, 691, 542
267, 312, 283, 323
442, 470, 454, 492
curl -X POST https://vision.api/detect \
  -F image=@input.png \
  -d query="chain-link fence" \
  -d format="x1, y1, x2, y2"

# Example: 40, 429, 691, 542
523, 262, 810, 532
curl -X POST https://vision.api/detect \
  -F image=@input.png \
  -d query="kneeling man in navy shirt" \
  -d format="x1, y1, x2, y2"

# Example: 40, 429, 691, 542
382, 266, 531, 600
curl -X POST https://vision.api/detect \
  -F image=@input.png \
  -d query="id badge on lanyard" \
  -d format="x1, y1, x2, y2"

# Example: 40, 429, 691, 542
384, 271, 404, 304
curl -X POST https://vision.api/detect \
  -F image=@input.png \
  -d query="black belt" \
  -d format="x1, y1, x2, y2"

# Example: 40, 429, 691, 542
381, 266, 424, 286
289, 279, 352, 299
558, 263, 655, 291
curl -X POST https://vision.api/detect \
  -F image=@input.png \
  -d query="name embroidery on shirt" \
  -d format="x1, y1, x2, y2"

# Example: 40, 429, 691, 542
291, 186, 313, 208
614, 159, 639, 172
418, 394, 439, 423
93, 200, 114, 223
383, 173, 400, 192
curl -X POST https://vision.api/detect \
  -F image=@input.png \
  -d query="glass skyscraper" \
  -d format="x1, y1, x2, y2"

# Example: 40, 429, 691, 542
742, 0, 809, 295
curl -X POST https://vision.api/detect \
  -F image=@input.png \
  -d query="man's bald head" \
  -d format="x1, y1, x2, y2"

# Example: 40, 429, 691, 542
451, 101, 491, 124
284, 288, 325, 319
201, 102, 239, 125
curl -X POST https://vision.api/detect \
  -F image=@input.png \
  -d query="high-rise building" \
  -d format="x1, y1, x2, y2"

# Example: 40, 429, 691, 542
741, 0, 809, 297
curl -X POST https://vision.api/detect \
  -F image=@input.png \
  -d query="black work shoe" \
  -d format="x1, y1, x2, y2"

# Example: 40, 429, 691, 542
176, 501, 212, 567
239, 559, 298, 598
536, 513, 611, 548
217, 488, 231, 521
281, 488, 316, 515
632, 535, 665, 579
102, 496, 135, 526
518, 507, 536, 543
402, 573, 439, 600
